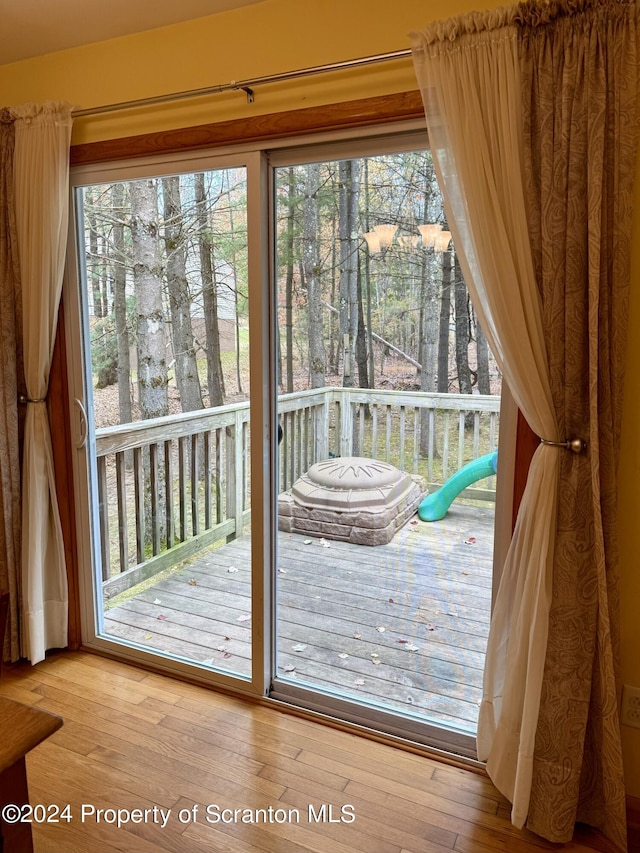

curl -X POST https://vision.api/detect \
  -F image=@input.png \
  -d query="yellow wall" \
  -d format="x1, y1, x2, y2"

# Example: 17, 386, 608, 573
1, 0, 639, 799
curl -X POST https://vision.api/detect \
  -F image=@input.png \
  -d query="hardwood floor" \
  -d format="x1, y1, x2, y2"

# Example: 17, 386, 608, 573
0, 651, 615, 852
104, 504, 494, 734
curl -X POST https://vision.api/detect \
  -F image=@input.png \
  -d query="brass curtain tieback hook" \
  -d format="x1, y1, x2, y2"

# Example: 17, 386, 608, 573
540, 437, 586, 454
18, 395, 46, 404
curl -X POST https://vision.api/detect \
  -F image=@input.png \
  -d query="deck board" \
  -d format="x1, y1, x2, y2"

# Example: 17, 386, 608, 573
104, 503, 494, 734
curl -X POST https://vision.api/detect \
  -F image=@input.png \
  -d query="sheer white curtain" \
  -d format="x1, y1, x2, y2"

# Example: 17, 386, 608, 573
11, 102, 73, 664
412, 18, 559, 828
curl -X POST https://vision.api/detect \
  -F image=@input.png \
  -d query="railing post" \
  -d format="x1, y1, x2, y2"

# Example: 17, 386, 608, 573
225, 410, 245, 540
225, 423, 236, 540
315, 392, 331, 461
235, 410, 245, 537
340, 389, 353, 457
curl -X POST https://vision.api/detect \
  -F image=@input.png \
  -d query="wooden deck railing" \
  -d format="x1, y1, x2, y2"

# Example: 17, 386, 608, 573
96, 388, 500, 595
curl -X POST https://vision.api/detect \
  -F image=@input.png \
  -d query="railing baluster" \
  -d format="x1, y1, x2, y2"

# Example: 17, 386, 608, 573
115, 451, 127, 573
412, 407, 419, 473
133, 446, 144, 565
295, 409, 301, 481
97, 455, 110, 581
204, 430, 212, 530
191, 433, 200, 536
215, 428, 223, 524
225, 424, 235, 535
399, 406, 406, 471
372, 404, 378, 458
165, 440, 175, 549
489, 411, 497, 452
458, 412, 465, 469
304, 407, 310, 473
443, 412, 450, 482
149, 442, 160, 556
242, 419, 249, 513
179, 436, 187, 542
428, 409, 435, 483
340, 390, 353, 457
473, 412, 480, 458
385, 405, 392, 462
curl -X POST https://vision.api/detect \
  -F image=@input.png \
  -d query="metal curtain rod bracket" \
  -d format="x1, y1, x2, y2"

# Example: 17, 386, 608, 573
71, 49, 412, 118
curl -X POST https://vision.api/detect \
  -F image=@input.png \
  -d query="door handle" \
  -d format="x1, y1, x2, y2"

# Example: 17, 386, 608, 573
74, 398, 88, 449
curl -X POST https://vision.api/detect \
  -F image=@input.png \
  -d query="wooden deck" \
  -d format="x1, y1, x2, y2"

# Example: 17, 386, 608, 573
104, 503, 494, 735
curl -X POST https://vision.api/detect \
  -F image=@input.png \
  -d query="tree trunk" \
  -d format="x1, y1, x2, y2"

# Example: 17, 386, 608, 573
111, 183, 132, 426
130, 178, 168, 545
356, 257, 369, 390
194, 172, 225, 407
475, 309, 491, 395
453, 256, 473, 397
437, 249, 452, 393
338, 160, 360, 388
284, 167, 295, 393
303, 163, 326, 388
162, 175, 203, 413
130, 178, 168, 420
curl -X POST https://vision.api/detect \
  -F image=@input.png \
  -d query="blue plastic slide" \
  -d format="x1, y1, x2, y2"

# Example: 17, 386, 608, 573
418, 451, 498, 522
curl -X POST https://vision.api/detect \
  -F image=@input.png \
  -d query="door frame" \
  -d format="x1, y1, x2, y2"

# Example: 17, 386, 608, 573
52, 96, 533, 760
63, 148, 273, 697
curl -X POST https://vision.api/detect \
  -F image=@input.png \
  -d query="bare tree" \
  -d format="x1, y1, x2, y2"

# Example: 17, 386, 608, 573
111, 182, 132, 425
338, 159, 360, 387
475, 310, 491, 395
437, 248, 452, 393
194, 172, 225, 407
302, 163, 326, 388
283, 167, 296, 393
162, 175, 203, 413
130, 178, 168, 419
453, 256, 473, 397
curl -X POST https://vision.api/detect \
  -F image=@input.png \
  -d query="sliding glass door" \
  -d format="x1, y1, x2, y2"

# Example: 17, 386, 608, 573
65, 150, 271, 693
269, 136, 503, 755
65, 129, 509, 755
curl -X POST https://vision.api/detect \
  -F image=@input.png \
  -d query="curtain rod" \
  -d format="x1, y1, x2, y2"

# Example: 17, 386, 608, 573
72, 49, 413, 118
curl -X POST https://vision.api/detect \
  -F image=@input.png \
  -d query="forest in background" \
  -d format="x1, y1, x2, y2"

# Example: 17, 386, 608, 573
82, 149, 500, 431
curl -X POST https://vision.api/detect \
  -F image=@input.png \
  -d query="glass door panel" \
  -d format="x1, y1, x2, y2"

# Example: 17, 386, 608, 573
72, 165, 254, 680
272, 145, 501, 742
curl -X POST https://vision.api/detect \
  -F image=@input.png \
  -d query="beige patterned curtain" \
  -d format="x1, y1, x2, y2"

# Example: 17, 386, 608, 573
411, 0, 638, 849
12, 102, 73, 664
520, 1, 638, 849
411, 10, 560, 830
0, 110, 22, 663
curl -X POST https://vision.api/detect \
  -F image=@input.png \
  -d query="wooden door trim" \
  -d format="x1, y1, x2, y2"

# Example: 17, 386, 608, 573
70, 91, 426, 166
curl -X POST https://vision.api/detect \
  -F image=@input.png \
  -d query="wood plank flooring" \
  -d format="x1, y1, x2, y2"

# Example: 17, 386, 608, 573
104, 504, 494, 732
0, 652, 615, 852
